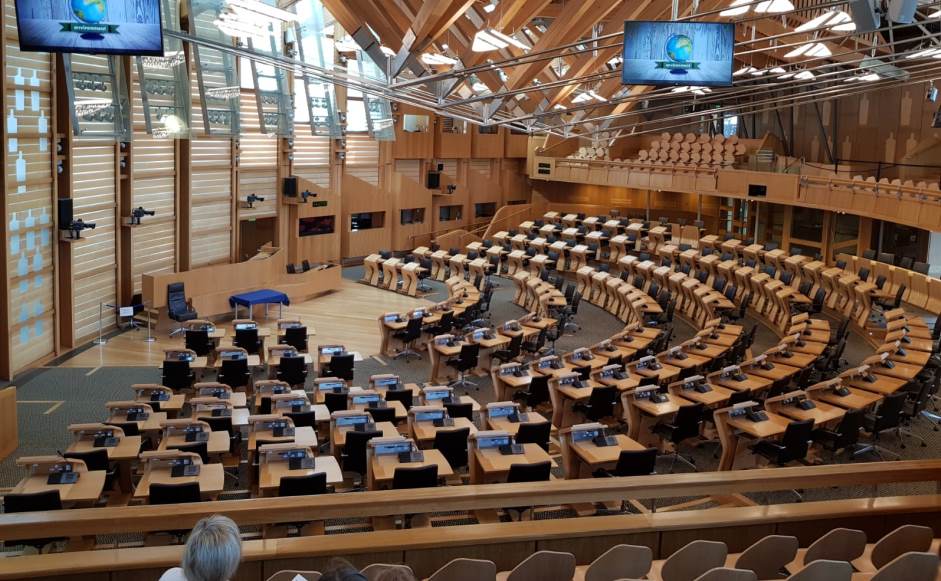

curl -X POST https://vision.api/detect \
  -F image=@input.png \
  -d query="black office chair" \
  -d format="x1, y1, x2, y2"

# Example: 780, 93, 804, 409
323, 391, 348, 413
218, 358, 250, 390
862, 391, 910, 457
285, 410, 317, 428
512, 375, 550, 410
878, 252, 895, 264
302, 259, 312, 272
573, 365, 592, 381
417, 257, 433, 292
161, 359, 195, 391
185, 329, 212, 357
876, 286, 906, 311
324, 354, 355, 381
898, 256, 914, 270
105, 421, 140, 437
874, 275, 887, 290
857, 267, 870, 282
595, 447, 658, 479
652, 403, 705, 472
258, 396, 273, 415
279, 472, 328, 496
491, 334, 523, 366
753, 419, 814, 468
276, 355, 308, 387
392, 465, 439, 489
366, 406, 396, 423
444, 401, 474, 420
384, 388, 413, 411
149, 482, 202, 505
913, 261, 930, 275
64, 449, 116, 492
507, 461, 551, 483
433, 427, 471, 472
280, 326, 309, 352
446, 343, 480, 390
521, 328, 547, 358
393, 317, 424, 362
515, 421, 551, 451
234, 328, 262, 355
167, 282, 198, 336
343, 429, 380, 482
862, 249, 876, 259
813, 408, 870, 459
573, 386, 618, 423
2, 490, 64, 552
423, 310, 454, 336
171, 441, 210, 464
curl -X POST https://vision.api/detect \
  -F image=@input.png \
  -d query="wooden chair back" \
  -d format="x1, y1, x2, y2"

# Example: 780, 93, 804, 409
732, 535, 798, 579
662, 540, 728, 581
427, 558, 496, 581
506, 550, 576, 581
870, 525, 933, 570
803, 528, 866, 565
871, 552, 939, 581
693, 568, 757, 581
787, 560, 852, 581
265, 571, 321, 581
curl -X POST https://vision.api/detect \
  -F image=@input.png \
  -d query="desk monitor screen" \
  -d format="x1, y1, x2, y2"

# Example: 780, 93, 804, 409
318, 381, 345, 392
220, 350, 246, 360
572, 427, 603, 442
435, 336, 452, 346
176, 352, 195, 362
351, 394, 380, 405
383, 314, 400, 323
374, 441, 413, 456
472, 329, 486, 341
538, 358, 555, 369
374, 377, 399, 387
415, 409, 445, 422
321, 345, 344, 355
279, 449, 308, 460
201, 388, 228, 399
149, 390, 171, 401
234, 322, 257, 331
424, 388, 451, 401
559, 375, 578, 386
478, 434, 512, 449
335, 414, 369, 427
198, 323, 215, 333
275, 398, 305, 409
183, 425, 204, 434
263, 419, 291, 430
14, 0, 165, 56
412, 308, 426, 318
488, 405, 516, 419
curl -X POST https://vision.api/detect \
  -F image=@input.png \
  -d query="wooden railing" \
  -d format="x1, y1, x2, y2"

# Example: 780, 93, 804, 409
1, 461, 938, 542
1, 461, 940, 579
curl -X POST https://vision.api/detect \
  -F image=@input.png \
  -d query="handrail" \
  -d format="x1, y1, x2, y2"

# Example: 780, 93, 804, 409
800, 174, 941, 199
4, 495, 941, 579
407, 220, 491, 248
1, 460, 939, 541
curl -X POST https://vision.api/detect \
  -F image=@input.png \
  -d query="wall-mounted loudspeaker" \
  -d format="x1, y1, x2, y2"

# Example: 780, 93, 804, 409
887, 0, 917, 23
747, 184, 767, 197
283, 176, 298, 198
57, 198, 73, 229
426, 171, 441, 189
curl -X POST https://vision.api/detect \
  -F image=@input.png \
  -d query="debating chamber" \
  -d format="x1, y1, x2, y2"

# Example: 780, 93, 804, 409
2, 0, 941, 579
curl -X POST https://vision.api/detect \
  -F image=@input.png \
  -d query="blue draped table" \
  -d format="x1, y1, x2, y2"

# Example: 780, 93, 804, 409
228, 289, 290, 319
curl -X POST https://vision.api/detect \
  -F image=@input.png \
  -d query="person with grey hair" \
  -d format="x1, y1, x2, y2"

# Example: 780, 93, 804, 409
159, 515, 242, 581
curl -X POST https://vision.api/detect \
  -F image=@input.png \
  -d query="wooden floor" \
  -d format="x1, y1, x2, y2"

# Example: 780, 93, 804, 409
57, 280, 431, 368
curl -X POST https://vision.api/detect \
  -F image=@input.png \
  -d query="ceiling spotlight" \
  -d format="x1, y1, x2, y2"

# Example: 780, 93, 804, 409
794, 70, 816, 80
734, 65, 758, 76
794, 10, 855, 32
770, 67, 786, 73
471, 81, 490, 92
380, 45, 396, 57
483, 0, 498, 13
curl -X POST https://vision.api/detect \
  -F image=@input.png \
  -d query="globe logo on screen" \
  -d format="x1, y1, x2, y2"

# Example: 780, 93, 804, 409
71, 0, 107, 24
665, 34, 693, 63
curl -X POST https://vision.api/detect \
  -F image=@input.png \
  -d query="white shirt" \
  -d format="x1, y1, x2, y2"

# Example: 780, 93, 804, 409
158, 568, 187, 581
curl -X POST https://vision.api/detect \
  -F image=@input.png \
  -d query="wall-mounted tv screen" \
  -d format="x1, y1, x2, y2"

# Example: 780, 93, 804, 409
15, 0, 164, 56
299, 216, 335, 237
622, 21, 734, 87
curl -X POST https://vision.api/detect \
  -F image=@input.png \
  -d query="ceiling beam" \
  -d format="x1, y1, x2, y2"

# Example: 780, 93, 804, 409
391, 0, 478, 76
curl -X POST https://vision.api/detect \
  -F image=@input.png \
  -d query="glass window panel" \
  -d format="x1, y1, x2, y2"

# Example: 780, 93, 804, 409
790, 206, 823, 242
833, 213, 859, 244
346, 100, 368, 132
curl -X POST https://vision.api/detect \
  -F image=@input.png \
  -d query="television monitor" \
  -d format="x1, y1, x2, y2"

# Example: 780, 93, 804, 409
299, 215, 335, 237
15, 0, 164, 56
622, 21, 734, 87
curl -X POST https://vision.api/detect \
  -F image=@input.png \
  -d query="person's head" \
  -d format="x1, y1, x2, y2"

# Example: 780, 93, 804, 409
374, 568, 417, 581
181, 515, 242, 581
320, 558, 367, 581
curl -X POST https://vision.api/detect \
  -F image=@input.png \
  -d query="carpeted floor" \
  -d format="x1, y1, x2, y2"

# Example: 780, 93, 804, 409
2, 266, 938, 506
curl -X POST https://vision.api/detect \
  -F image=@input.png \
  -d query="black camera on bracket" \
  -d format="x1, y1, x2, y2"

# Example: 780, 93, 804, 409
66, 219, 96, 240
130, 206, 156, 225
246, 194, 266, 208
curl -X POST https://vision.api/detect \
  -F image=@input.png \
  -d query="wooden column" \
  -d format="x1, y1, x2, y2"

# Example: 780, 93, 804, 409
177, 137, 192, 272
0, 13, 10, 379
55, 55, 76, 350
117, 57, 133, 306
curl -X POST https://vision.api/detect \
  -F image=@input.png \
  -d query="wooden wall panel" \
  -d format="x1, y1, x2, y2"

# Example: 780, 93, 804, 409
4, 0, 56, 372
71, 140, 118, 340
346, 134, 380, 185
190, 138, 233, 267
237, 91, 278, 220
130, 137, 176, 295
292, 129, 331, 189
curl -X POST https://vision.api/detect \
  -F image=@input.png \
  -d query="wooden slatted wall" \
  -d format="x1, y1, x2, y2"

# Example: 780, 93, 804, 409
345, 134, 379, 185
191, 138, 233, 267
4, 0, 56, 370
238, 90, 278, 220
292, 128, 331, 188
130, 75, 176, 294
